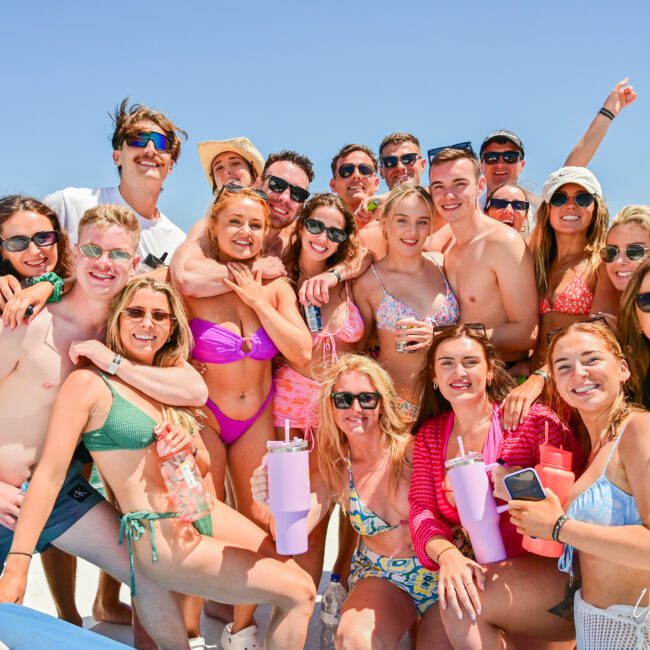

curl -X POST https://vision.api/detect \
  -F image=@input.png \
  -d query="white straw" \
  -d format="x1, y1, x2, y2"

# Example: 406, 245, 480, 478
457, 436, 466, 457
284, 418, 291, 444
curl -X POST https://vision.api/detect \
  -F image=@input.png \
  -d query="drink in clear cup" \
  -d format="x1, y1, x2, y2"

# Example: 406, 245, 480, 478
267, 437, 311, 555
445, 452, 507, 564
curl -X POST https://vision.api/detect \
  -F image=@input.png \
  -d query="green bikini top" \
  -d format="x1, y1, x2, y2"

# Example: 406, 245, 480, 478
82, 371, 158, 452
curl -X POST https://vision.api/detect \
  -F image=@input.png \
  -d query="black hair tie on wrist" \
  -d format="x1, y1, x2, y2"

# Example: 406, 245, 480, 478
599, 107, 615, 121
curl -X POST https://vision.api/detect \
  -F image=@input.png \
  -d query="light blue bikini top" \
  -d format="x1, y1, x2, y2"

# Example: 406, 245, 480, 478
347, 462, 401, 537
559, 423, 642, 574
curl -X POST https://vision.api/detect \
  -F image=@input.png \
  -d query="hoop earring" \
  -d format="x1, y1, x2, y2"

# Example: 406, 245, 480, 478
433, 379, 438, 390
166, 336, 171, 342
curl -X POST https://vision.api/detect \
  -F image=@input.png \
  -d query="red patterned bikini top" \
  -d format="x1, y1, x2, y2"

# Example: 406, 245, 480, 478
539, 270, 594, 316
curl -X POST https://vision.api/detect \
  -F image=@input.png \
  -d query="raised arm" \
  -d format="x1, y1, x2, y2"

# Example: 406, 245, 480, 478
170, 218, 232, 298
489, 235, 539, 355
564, 78, 637, 167
68, 339, 208, 406
0, 370, 97, 603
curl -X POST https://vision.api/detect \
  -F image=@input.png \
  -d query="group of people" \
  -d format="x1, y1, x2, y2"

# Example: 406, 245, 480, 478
0, 77, 647, 650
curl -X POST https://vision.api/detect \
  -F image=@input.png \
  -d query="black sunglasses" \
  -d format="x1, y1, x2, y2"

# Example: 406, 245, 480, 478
481, 151, 522, 165
122, 307, 176, 324
215, 182, 268, 201
125, 131, 172, 152
486, 198, 530, 212
549, 191, 595, 209
546, 314, 609, 344
433, 322, 488, 338
331, 391, 381, 409
427, 141, 476, 165
266, 175, 310, 203
0, 230, 59, 252
381, 153, 419, 169
304, 217, 348, 243
337, 163, 375, 179
635, 292, 650, 313
599, 243, 648, 264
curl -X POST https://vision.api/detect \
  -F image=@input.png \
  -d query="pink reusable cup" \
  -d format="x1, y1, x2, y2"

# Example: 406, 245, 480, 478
266, 438, 311, 555
445, 452, 507, 564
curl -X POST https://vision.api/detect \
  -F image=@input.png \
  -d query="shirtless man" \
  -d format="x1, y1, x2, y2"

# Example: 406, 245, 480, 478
428, 147, 538, 362
171, 150, 313, 297
378, 132, 427, 191
0, 205, 207, 649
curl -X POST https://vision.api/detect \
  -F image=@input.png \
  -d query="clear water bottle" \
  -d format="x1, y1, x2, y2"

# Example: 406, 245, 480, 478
319, 573, 347, 649
156, 437, 213, 522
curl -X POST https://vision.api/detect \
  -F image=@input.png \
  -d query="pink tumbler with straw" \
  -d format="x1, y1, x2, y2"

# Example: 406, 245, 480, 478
266, 421, 311, 555
445, 447, 507, 564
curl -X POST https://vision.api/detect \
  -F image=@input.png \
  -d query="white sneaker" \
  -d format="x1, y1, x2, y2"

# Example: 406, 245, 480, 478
189, 637, 206, 649
220, 623, 263, 649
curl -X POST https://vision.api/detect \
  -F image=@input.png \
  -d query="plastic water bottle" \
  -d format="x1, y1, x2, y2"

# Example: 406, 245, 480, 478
320, 573, 347, 649
156, 437, 213, 522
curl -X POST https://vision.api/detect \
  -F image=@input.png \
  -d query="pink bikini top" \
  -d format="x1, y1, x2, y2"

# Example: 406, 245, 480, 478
190, 317, 279, 364
312, 282, 364, 362
539, 270, 593, 316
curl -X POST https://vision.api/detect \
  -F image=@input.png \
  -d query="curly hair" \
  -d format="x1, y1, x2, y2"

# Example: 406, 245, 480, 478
317, 354, 411, 509
263, 150, 314, 183
283, 193, 359, 284
0, 195, 73, 280
546, 321, 643, 450
412, 324, 516, 434
529, 193, 609, 297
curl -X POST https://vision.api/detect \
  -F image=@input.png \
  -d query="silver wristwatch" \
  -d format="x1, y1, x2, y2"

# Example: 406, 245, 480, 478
107, 354, 122, 375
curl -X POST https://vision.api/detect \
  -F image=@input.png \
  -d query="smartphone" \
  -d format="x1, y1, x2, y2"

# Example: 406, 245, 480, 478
503, 468, 546, 501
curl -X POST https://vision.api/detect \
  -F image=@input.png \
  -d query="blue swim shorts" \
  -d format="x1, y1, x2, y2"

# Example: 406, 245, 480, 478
0, 459, 104, 563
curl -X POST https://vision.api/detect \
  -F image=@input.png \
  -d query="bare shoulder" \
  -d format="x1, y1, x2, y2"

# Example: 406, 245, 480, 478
483, 220, 528, 260
619, 412, 650, 456
62, 367, 106, 395
425, 224, 454, 253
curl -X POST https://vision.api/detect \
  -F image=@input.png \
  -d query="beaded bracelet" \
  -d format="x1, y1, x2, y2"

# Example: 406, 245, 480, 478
29, 272, 65, 303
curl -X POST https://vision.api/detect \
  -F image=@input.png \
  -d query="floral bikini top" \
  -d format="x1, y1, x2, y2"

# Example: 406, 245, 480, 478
312, 282, 364, 362
539, 269, 594, 316
371, 255, 460, 331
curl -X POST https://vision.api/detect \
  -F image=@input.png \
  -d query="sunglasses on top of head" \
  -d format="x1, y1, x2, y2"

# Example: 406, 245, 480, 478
266, 175, 310, 203
0, 230, 59, 252
121, 307, 176, 324
480, 151, 522, 165
549, 191, 595, 209
546, 314, 609, 344
331, 391, 381, 409
486, 198, 530, 212
381, 153, 420, 169
215, 183, 269, 202
303, 217, 348, 243
125, 131, 172, 152
635, 292, 650, 313
337, 163, 375, 179
600, 243, 649, 264
427, 141, 476, 165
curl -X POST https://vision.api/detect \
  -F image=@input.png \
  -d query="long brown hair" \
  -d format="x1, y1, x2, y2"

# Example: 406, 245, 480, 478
284, 193, 359, 283
529, 192, 609, 296
547, 321, 643, 449
0, 195, 73, 280
617, 259, 650, 403
412, 324, 515, 434
317, 354, 411, 509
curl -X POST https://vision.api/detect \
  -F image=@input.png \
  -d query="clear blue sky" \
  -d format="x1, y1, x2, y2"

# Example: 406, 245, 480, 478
1, 1, 648, 233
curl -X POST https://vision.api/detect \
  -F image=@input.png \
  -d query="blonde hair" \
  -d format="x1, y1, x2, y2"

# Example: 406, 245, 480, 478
381, 183, 434, 241
105, 277, 200, 434
610, 204, 650, 236
206, 187, 270, 262
547, 322, 642, 449
529, 194, 609, 296
317, 354, 411, 509
617, 259, 650, 403
78, 204, 140, 249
